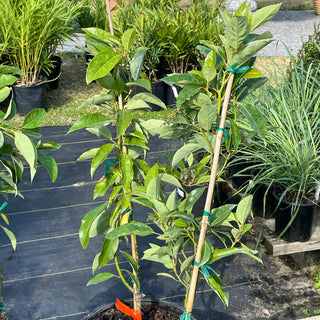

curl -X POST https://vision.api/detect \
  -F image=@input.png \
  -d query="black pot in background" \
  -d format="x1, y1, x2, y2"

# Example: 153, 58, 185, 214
273, 189, 319, 242
166, 84, 182, 108
251, 183, 276, 219
82, 299, 197, 320
228, 160, 253, 190
131, 80, 165, 111
46, 55, 62, 90
12, 81, 46, 115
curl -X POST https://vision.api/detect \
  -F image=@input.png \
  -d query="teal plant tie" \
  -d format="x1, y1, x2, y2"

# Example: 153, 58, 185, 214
0, 201, 8, 212
105, 159, 118, 178
180, 309, 192, 320
194, 261, 220, 278
203, 210, 216, 223
226, 64, 250, 74
0, 302, 6, 311
216, 127, 229, 142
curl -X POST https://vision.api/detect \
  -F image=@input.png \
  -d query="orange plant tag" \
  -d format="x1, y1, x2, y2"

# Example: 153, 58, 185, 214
116, 298, 142, 320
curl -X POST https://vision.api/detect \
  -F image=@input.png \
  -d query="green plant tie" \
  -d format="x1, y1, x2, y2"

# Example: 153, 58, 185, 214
180, 309, 192, 320
203, 210, 216, 223
194, 261, 220, 278
105, 159, 118, 178
0, 302, 6, 311
0, 201, 8, 212
216, 127, 229, 142
226, 64, 250, 74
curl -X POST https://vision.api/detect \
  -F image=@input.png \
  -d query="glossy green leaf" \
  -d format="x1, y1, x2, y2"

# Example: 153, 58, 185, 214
250, 4, 281, 32
106, 221, 154, 239
124, 137, 149, 149
22, 108, 46, 129
68, 113, 109, 133
206, 274, 229, 306
79, 93, 113, 109
142, 244, 173, 269
0, 74, 17, 89
3, 99, 17, 121
202, 66, 216, 83
120, 153, 133, 192
83, 27, 121, 46
176, 85, 201, 109
79, 202, 108, 249
99, 237, 119, 266
1, 225, 16, 251
211, 204, 235, 227
120, 250, 138, 272
172, 143, 200, 167
116, 110, 133, 138
37, 141, 61, 151
157, 272, 176, 280
0, 87, 10, 103
15, 132, 37, 181
86, 49, 121, 84
163, 73, 205, 86
37, 153, 58, 182
87, 272, 114, 286
231, 121, 241, 151
200, 241, 212, 266
91, 144, 114, 177
0, 131, 4, 149
198, 103, 216, 131
125, 99, 150, 110
185, 187, 206, 211
132, 92, 166, 109
76, 148, 99, 162
160, 173, 181, 188
235, 195, 253, 225
130, 47, 146, 81
145, 164, 159, 188
180, 254, 195, 274
93, 175, 117, 199
243, 68, 263, 79
127, 79, 151, 92
226, 16, 249, 51
122, 29, 136, 52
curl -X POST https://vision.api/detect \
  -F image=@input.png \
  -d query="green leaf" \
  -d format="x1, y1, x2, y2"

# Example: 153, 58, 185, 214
243, 68, 262, 79
226, 16, 249, 51
76, 148, 99, 162
99, 238, 119, 266
37, 141, 61, 151
176, 86, 201, 109
106, 221, 154, 239
250, 4, 281, 32
116, 110, 133, 138
130, 47, 146, 81
87, 272, 114, 286
79, 203, 108, 249
166, 189, 177, 211
114, 77, 126, 95
0, 131, 4, 149
198, 103, 217, 131
22, 108, 46, 129
37, 153, 59, 182
202, 66, 216, 83
3, 99, 17, 121
122, 29, 136, 52
91, 144, 115, 178
180, 254, 195, 274
172, 143, 200, 167
79, 93, 113, 109
83, 27, 121, 47
120, 250, 138, 272
211, 204, 235, 227
68, 113, 109, 133
0, 74, 17, 89
0, 87, 11, 103
120, 153, 133, 192
132, 92, 166, 109
86, 49, 121, 84
231, 121, 241, 151
206, 274, 229, 306
93, 175, 117, 199
157, 272, 176, 281
174, 219, 187, 227
235, 195, 253, 225
160, 174, 181, 188
1, 225, 16, 251
200, 241, 212, 266
127, 79, 151, 92
142, 244, 173, 269
15, 132, 37, 181
145, 164, 159, 188
125, 99, 150, 110
163, 73, 205, 86
185, 187, 206, 211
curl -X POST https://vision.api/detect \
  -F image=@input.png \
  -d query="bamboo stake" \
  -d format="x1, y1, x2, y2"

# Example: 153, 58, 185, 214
184, 73, 235, 318
105, 0, 140, 314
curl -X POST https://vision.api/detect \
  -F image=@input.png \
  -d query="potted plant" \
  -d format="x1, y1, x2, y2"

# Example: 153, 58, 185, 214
0, 64, 60, 317
242, 59, 320, 241
67, 27, 186, 319
0, 0, 80, 114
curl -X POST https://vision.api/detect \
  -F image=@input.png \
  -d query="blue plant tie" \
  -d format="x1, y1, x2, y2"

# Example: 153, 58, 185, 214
180, 309, 192, 320
0, 302, 6, 311
226, 64, 250, 74
127, 276, 135, 284
216, 127, 229, 142
0, 201, 8, 212
105, 159, 118, 178
194, 261, 220, 278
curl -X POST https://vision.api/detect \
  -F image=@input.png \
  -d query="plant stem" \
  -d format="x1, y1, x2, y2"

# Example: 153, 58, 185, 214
115, 254, 134, 293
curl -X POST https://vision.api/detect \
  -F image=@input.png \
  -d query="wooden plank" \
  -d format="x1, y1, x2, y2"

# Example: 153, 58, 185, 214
254, 214, 320, 256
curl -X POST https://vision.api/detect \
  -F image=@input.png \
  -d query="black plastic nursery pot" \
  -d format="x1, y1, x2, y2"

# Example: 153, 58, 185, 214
166, 84, 182, 108
82, 299, 197, 320
227, 159, 253, 190
12, 81, 46, 115
273, 190, 319, 242
46, 55, 62, 90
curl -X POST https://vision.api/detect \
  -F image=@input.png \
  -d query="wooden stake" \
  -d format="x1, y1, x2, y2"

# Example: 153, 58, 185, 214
185, 73, 235, 317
